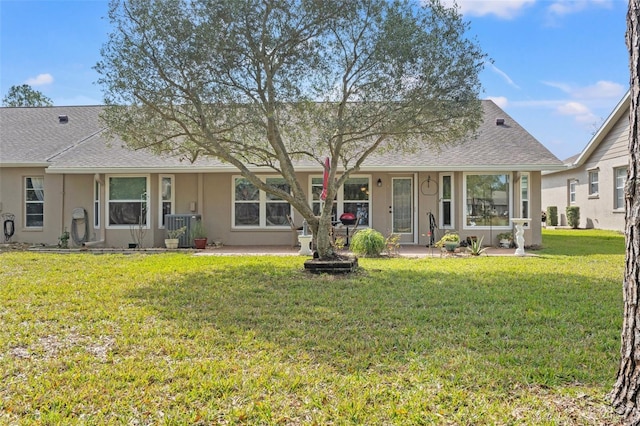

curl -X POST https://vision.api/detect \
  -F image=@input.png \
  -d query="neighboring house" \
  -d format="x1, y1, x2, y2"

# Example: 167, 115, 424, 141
0, 101, 563, 249
542, 92, 630, 231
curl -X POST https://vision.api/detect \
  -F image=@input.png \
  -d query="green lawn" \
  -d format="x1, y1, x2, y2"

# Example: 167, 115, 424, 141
0, 229, 625, 424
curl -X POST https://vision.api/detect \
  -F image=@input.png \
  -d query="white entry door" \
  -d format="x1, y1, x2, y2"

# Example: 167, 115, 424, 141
392, 177, 415, 243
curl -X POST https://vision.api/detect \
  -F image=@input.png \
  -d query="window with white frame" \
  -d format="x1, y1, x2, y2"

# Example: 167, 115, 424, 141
569, 180, 577, 204
233, 176, 291, 227
94, 180, 100, 229
25, 176, 44, 228
311, 176, 370, 226
615, 167, 627, 210
520, 173, 529, 220
107, 176, 149, 227
159, 175, 174, 228
588, 170, 599, 196
464, 173, 510, 228
440, 174, 453, 228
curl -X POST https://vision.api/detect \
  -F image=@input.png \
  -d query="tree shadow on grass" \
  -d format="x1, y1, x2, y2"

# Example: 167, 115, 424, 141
127, 258, 621, 387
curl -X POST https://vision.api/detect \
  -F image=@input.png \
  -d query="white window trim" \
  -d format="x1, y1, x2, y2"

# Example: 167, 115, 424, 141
232, 175, 292, 229
520, 172, 530, 229
159, 174, 175, 229
105, 174, 150, 229
614, 167, 627, 211
439, 173, 454, 229
462, 172, 512, 230
24, 176, 44, 229
309, 175, 372, 227
569, 179, 577, 204
94, 180, 101, 229
588, 169, 599, 197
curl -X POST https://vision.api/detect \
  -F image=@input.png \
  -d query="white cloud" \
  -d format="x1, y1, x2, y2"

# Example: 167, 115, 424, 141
537, 80, 621, 126
487, 96, 509, 108
556, 101, 598, 124
440, 0, 535, 19
547, 0, 612, 17
573, 81, 626, 99
541, 81, 572, 94
489, 63, 520, 89
543, 80, 625, 99
24, 73, 54, 86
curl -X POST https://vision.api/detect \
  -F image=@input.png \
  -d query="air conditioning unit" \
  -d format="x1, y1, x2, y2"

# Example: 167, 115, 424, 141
165, 214, 201, 248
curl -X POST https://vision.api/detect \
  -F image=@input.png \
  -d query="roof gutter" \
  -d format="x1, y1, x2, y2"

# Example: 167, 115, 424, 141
1, 162, 51, 168
46, 163, 567, 175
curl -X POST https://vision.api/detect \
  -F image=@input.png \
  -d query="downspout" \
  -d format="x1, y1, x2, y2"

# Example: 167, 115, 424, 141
61, 174, 66, 236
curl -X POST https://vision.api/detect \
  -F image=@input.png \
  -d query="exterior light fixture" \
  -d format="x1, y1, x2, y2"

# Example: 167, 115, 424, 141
377, 178, 382, 187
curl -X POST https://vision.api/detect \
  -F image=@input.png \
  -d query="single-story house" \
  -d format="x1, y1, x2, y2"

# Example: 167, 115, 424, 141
542, 91, 629, 231
0, 101, 563, 249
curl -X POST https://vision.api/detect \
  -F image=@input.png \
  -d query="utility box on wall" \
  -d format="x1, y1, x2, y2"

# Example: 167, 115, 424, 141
165, 214, 201, 248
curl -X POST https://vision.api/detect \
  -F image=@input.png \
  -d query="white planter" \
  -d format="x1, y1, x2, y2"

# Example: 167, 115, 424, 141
165, 238, 179, 249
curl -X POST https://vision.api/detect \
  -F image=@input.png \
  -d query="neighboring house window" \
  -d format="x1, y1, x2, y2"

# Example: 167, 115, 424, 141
159, 175, 174, 228
107, 176, 149, 227
310, 176, 370, 227
25, 176, 44, 228
94, 180, 100, 229
588, 170, 599, 196
464, 173, 511, 228
615, 167, 627, 210
233, 176, 291, 227
569, 180, 576, 204
520, 173, 529, 221
440, 174, 453, 228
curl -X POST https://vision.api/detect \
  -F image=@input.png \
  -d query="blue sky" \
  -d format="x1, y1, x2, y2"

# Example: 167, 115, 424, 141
0, 0, 630, 161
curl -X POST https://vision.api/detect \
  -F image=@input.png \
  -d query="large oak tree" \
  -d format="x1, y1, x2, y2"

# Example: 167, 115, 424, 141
96, 0, 485, 259
612, 1, 640, 423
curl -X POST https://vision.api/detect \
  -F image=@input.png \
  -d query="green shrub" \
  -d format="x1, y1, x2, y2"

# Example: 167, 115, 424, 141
546, 206, 558, 226
349, 228, 385, 257
566, 206, 580, 229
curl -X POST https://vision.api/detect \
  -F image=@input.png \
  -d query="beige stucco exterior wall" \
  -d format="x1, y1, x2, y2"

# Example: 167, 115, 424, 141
542, 111, 628, 232
0, 167, 63, 245
1, 167, 544, 248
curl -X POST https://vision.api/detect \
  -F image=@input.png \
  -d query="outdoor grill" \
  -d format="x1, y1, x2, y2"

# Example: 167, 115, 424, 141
339, 212, 357, 226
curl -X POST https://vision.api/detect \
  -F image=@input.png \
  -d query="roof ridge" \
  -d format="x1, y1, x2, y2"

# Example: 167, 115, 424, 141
46, 128, 107, 162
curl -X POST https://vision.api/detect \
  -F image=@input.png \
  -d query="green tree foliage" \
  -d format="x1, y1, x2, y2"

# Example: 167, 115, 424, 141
96, 0, 486, 259
2, 84, 53, 107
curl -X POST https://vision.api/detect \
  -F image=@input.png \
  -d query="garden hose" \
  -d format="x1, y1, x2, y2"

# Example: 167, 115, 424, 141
2, 213, 15, 243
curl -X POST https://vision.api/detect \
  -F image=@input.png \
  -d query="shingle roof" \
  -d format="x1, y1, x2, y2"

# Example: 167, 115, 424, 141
0, 106, 104, 164
363, 101, 561, 170
1, 101, 562, 171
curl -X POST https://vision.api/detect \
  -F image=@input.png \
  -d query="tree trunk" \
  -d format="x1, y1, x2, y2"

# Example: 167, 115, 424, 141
611, 2, 640, 423
314, 213, 335, 259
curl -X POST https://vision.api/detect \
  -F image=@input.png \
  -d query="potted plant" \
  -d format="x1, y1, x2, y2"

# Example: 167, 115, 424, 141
165, 226, 186, 249
435, 232, 460, 252
190, 220, 208, 249
497, 232, 513, 248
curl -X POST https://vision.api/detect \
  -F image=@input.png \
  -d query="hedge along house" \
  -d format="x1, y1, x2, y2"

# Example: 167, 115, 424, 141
0, 101, 563, 249
541, 91, 630, 231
